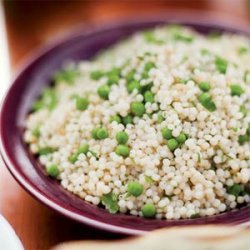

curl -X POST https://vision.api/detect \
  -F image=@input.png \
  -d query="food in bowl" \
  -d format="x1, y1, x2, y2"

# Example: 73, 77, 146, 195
24, 25, 250, 220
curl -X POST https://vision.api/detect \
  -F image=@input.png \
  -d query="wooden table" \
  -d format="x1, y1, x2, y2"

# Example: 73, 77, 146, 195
1, 1, 249, 249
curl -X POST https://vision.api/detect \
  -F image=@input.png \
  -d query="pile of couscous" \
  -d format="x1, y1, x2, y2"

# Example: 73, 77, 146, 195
24, 25, 250, 219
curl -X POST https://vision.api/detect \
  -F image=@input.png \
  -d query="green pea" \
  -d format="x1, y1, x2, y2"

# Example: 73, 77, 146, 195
97, 85, 110, 100
127, 181, 144, 197
240, 105, 247, 116
198, 93, 216, 112
96, 128, 109, 140
91, 128, 99, 139
54, 68, 80, 85
167, 138, 179, 151
115, 145, 130, 157
157, 114, 165, 124
69, 154, 78, 164
32, 127, 40, 137
142, 203, 156, 218
238, 134, 249, 145
110, 115, 122, 123
141, 62, 156, 79
76, 96, 89, 111
77, 144, 89, 155
176, 133, 187, 144
144, 62, 156, 71
38, 147, 54, 156
116, 131, 129, 144
107, 74, 119, 86
227, 184, 242, 197
46, 164, 60, 178
122, 115, 133, 126
144, 91, 154, 103
90, 70, 104, 80
230, 84, 244, 96
199, 82, 211, 92
127, 80, 141, 93
215, 57, 228, 74
106, 68, 121, 86
161, 128, 173, 140
130, 102, 145, 117
126, 70, 135, 82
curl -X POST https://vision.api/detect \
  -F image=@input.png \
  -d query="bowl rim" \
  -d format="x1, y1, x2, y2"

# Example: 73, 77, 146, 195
1, 15, 249, 235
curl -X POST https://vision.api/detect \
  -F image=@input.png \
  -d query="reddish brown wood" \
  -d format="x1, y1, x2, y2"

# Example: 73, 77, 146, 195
1, 1, 249, 249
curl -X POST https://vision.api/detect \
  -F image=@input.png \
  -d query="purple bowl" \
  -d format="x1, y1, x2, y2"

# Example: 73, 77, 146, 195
0, 16, 249, 235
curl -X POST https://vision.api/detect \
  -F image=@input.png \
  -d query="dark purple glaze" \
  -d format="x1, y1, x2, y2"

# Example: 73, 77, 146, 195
0, 16, 249, 235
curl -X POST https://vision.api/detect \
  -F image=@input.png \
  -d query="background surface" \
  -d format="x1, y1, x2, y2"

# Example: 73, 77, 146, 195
0, 1, 249, 249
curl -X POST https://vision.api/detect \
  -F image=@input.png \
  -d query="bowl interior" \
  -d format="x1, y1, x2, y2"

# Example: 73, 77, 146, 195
0, 17, 249, 234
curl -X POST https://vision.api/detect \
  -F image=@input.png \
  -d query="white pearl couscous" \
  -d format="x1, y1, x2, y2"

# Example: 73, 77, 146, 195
24, 25, 250, 219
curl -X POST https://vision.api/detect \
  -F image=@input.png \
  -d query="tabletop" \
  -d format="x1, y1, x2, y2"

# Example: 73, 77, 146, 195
0, 1, 249, 249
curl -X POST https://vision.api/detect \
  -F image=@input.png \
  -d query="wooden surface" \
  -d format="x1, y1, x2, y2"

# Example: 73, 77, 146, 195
1, 1, 249, 250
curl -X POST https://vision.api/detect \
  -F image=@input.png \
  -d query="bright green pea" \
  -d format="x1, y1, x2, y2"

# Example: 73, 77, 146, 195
106, 68, 121, 85
107, 74, 119, 86
230, 84, 244, 96
199, 92, 211, 103
77, 144, 89, 155
127, 181, 144, 197
199, 82, 211, 92
76, 96, 89, 111
198, 93, 216, 112
69, 154, 78, 164
90, 70, 104, 80
130, 102, 145, 117
176, 133, 187, 144
144, 91, 154, 103
115, 145, 130, 157
116, 131, 129, 144
97, 85, 110, 100
38, 147, 54, 156
91, 128, 99, 139
127, 80, 141, 93
96, 128, 109, 140
161, 127, 173, 140
46, 164, 60, 178
142, 203, 156, 218
167, 138, 179, 151
122, 115, 133, 126
215, 57, 228, 74
110, 115, 122, 123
